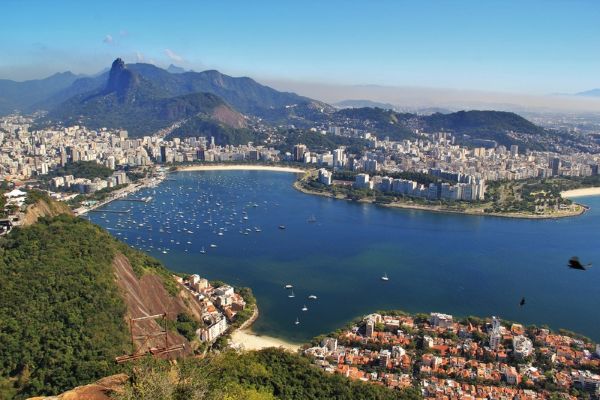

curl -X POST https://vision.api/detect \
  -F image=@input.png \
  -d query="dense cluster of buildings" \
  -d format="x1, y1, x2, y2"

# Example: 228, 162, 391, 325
0, 115, 153, 181
179, 274, 247, 343
4, 111, 599, 194
159, 137, 282, 164
317, 168, 486, 202
50, 171, 129, 193
304, 312, 600, 399
303, 127, 600, 188
0, 114, 288, 183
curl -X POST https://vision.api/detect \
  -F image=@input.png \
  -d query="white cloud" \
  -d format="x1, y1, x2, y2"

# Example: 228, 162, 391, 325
135, 51, 144, 62
164, 48, 183, 63
103, 34, 114, 44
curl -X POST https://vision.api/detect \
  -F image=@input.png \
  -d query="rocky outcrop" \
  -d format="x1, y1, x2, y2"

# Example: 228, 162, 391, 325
22, 198, 72, 226
112, 253, 204, 356
105, 58, 139, 101
27, 374, 128, 400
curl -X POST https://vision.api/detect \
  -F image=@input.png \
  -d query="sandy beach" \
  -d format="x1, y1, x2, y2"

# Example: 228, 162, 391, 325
230, 330, 300, 352
177, 165, 306, 174
561, 187, 600, 198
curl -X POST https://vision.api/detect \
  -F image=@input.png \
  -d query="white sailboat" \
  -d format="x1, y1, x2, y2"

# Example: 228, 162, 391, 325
302, 305, 308, 312
381, 273, 389, 281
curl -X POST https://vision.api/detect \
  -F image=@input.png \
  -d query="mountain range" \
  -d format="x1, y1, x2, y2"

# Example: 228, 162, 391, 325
46, 58, 250, 139
22, 58, 329, 140
0, 58, 555, 148
0, 72, 80, 115
575, 88, 600, 97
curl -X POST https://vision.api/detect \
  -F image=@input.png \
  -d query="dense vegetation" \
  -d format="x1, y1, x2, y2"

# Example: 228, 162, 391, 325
483, 176, 595, 214
45, 160, 113, 180
334, 107, 416, 141
231, 287, 257, 329
0, 208, 417, 400
168, 116, 261, 146
118, 63, 314, 115
116, 348, 421, 400
0, 215, 129, 398
0, 214, 181, 399
45, 59, 321, 136
0, 189, 6, 217
423, 110, 547, 148
47, 60, 241, 137
49, 88, 232, 137
333, 108, 549, 148
423, 110, 544, 136
171, 313, 200, 342
277, 129, 368, 154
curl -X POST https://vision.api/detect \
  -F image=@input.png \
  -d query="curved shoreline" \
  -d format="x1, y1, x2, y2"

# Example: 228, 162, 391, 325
293, 180, 587, 220
230, 305, 300, 352
176, 164, 306, 174
230, 330, 301, 352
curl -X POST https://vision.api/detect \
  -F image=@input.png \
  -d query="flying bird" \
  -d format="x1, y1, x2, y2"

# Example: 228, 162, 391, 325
568, 256, 592, 271
519, 297, 526, 307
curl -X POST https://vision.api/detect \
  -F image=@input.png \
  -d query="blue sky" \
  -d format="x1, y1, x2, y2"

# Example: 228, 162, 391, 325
1, 0, 599, 94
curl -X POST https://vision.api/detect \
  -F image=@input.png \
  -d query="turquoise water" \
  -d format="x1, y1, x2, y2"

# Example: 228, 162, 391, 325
89, 171, 600, 342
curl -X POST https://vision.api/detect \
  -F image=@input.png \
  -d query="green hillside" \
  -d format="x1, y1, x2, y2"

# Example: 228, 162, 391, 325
116, 348, 421, 400
167, 116, 261, 146
0, 215, 175, 399
0, 215, 418, 400
422, 110, 547, 147
334, 107, 416, 140
47, 59, 244, 137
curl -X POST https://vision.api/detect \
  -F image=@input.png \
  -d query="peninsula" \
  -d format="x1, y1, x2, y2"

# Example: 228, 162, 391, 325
294, 169, 589, 219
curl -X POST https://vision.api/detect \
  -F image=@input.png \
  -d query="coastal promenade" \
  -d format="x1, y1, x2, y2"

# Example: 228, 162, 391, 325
74, 174, 165, 216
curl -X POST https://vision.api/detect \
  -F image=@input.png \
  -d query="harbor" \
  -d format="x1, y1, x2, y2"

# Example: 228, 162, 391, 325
88, 169, 600, 343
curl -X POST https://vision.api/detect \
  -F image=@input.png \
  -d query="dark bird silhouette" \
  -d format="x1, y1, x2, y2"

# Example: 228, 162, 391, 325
519, 297, 526, 307
568, 256, 592, 270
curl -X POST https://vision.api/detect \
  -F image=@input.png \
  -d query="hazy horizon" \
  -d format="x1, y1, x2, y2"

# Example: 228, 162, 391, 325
3, 1, 600, 95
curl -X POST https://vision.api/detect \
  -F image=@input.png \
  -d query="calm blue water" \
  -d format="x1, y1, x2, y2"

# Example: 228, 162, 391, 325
89, 171, 600, 342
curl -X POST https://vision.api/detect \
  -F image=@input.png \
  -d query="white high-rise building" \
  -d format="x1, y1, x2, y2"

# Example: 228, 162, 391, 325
318, 168, 332, 186
333, 148, 346, 168
489, 316, 502, 351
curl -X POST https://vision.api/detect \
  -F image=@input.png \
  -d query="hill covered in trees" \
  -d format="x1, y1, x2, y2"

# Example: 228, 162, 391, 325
332, 107, 549, 147
0, 212, 417, 400
422, 110, 547, 148
47, 59, 247, 137
0, 214, 199, 399
34, 348, 421, 400
0, 215, 130, 398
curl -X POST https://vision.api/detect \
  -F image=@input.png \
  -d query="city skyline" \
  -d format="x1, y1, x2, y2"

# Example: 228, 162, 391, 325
2, 0, 600, 96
